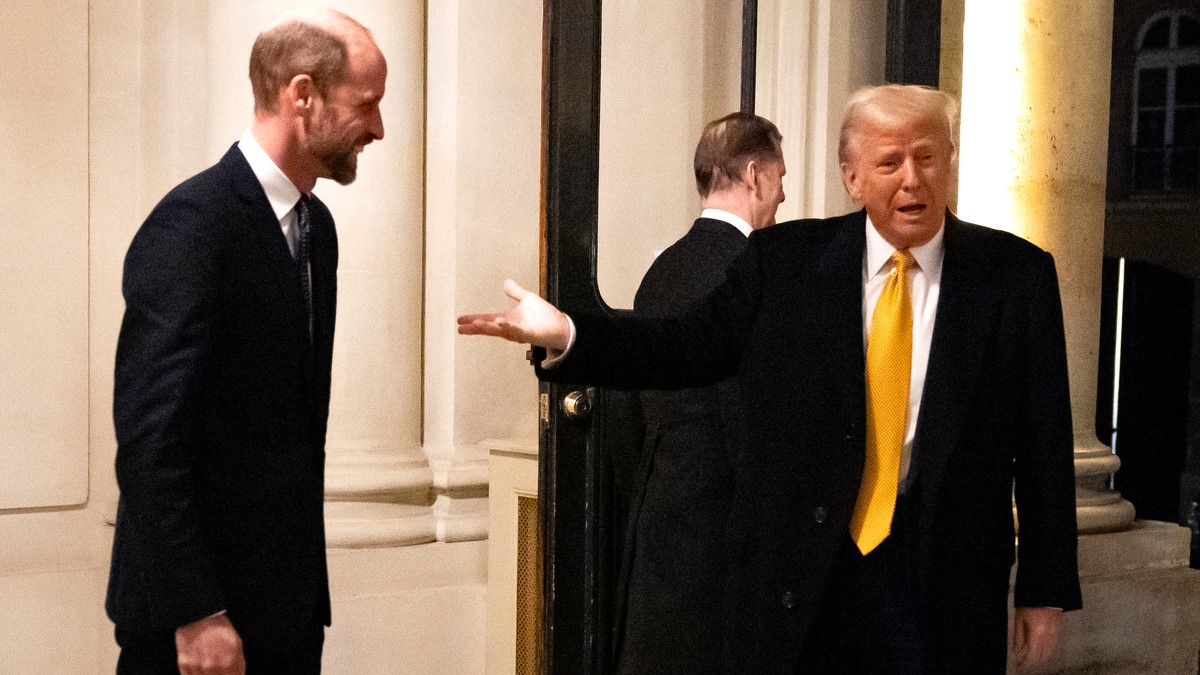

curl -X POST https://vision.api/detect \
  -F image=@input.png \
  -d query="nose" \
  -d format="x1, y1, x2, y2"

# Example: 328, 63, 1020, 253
900, 158, 919, 189
368, 106, 385, 142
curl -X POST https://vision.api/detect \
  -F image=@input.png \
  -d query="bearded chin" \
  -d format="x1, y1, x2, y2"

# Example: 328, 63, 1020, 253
322, 147, 358, 185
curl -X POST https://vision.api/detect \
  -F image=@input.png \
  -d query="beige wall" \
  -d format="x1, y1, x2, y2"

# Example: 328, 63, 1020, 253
0, 1, 883, 673
0, 0, 90, 512
595, 0, 743, 309
595, 0, 888, 309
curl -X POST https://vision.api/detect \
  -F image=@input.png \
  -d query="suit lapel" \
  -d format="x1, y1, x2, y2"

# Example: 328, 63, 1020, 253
307, 197, 338, 349
221, 145, 311, 341
913, 214, 992, 498
820, 211, 869, 440
222, 145, 299, 272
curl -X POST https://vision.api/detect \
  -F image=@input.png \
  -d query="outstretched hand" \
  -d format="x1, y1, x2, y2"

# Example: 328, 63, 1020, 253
457, 279, 571, 351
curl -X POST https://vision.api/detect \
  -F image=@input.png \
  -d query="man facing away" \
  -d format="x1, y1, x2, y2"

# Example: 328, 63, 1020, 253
108, 9, 386, 674
616, 112, 785, 674
461, 84, 1081, 673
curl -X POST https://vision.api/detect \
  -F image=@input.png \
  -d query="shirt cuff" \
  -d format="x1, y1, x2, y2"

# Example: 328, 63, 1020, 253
540, 315, 576, 369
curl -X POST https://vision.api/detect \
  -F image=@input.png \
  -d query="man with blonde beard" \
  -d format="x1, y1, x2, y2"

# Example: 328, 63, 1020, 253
108, 9, 386, 674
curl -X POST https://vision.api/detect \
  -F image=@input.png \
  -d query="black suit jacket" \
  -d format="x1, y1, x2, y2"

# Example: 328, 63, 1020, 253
541, 210, 1081, 673
107, 145, 337, 652
615, 218, 746, 674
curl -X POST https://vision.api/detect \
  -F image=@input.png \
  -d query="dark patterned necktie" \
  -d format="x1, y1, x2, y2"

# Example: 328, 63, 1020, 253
296, 195, 313, 339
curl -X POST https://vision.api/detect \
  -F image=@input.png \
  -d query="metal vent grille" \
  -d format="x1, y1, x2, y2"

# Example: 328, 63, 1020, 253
515, 495, 542, 674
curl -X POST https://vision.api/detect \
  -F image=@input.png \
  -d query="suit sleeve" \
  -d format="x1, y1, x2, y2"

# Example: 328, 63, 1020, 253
1012, 251, 1083, 611
112, 197, 226, 629
538, 232, 765, 390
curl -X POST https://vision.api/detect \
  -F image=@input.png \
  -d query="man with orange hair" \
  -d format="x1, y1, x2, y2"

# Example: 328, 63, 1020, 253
461, 85, 1081, 673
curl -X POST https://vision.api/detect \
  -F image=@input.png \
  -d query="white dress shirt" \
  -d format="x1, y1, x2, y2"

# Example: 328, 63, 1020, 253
700, 208, 753, 238
237, 129, 304, 258
862, 216, 945, 490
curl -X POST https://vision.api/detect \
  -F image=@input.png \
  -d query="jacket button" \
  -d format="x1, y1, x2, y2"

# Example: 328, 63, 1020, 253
780, 591, 797, 609
813, 506, 829, 524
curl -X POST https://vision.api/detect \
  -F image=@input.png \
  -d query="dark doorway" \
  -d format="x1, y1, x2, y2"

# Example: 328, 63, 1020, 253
1102, 0, 1200, 526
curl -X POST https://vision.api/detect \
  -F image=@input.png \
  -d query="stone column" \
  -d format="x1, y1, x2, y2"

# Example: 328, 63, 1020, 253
204, 0, 435, 548
316, 0, 434, 547
958, 0, 1135, 533
424, 0, 542, 544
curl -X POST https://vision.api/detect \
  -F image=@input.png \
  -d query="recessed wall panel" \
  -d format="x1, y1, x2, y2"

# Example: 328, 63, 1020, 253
0, 0, 90, 508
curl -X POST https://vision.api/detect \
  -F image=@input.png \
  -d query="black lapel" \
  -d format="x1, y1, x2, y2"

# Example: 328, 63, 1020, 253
221, 144, 310, 339
912, 213, 993, 498
222, 144, 300, 273
819, 210, 869, 442
307, 196, 338, 348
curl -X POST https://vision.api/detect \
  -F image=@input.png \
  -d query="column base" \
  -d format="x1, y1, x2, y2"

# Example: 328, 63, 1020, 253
431, 452, 492, 543
1074, 435, 1136, 534
1020, 521, 1200, 674
325, 502, 437, 548
324, 452, 436, 548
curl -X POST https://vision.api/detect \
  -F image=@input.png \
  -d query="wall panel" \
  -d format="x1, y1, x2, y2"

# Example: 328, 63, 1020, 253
0, 0, 90, 509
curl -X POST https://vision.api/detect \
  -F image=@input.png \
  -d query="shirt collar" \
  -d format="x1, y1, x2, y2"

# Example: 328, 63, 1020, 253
237, 129, 303, 221
700, 208, 753, 238
864, 213, 945, 281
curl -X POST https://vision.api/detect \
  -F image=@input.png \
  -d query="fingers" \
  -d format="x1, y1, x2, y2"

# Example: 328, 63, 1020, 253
502, 278, 526, 301
457, 313, 502, 328
1011, 607, 1063, 669
457, 316, 508, 337
457, 280, 557, 346
1024, 622, 1062, 668
175, 615, 245, 675
177, 646, 245, 674
1010, 614, 1028, 665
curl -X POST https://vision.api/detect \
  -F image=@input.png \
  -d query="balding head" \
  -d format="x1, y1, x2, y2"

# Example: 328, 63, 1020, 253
694, 112, 783, 198
249, 8, 377, 114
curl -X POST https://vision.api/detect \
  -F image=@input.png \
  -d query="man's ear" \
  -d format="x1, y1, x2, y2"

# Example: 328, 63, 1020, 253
743, 160, 761, 196
284, 74, 316, 115
840, 161, 861, 201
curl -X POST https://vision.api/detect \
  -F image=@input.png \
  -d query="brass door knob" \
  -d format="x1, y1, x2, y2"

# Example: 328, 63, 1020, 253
561, 390, 592, 420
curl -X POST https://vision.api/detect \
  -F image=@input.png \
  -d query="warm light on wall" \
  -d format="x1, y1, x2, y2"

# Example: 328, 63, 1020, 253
956, 0, 1031, 239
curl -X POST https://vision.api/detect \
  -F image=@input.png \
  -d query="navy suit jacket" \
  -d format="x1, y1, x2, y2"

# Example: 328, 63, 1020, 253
107, 144, 337, 651
540, 210, 1082, 673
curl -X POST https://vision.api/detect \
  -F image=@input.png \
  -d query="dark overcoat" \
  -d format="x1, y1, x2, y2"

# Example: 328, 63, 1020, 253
616, 218, 747, 674
542, 210, 1082, 673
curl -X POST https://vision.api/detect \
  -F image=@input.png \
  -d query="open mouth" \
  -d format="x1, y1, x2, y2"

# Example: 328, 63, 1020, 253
898, 204, 926, 214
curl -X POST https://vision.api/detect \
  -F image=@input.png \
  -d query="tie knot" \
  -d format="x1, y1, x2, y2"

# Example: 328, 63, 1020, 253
891, 250, 913, 275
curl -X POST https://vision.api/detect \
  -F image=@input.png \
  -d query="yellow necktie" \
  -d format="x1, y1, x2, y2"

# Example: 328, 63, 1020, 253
851, 250, 913, 555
